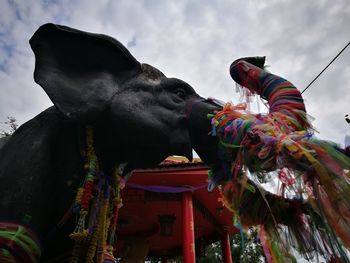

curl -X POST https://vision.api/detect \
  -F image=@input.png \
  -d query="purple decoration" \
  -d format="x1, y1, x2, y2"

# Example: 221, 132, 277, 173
126, 182, 207, 193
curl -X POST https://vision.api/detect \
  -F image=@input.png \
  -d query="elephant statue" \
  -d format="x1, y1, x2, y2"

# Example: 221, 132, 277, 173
1, 23, 346, 262
0, 23, 220, 262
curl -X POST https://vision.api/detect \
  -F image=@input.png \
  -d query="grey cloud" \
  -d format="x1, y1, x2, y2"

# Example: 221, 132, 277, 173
127, 36, 137, 49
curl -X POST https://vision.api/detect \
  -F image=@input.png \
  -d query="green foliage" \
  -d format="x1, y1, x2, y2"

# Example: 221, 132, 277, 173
163, 227, 265, 262
197, 242, 222, 263
0, 116, 18, 137
146, 227, 265, 262
231, 227, 266, 263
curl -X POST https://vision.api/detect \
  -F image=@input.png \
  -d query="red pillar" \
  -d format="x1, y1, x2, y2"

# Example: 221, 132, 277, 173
221, 230, 233, 263
182, 191, 196, 263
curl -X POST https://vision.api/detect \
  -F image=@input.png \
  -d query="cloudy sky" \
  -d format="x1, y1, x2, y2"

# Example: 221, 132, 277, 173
1, 0, 349, 146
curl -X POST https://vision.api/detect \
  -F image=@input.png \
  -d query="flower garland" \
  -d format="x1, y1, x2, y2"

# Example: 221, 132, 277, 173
69, 126, 123, 263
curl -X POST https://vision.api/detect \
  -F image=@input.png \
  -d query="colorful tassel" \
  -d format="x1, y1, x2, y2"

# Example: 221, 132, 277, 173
209, 57, 350, 261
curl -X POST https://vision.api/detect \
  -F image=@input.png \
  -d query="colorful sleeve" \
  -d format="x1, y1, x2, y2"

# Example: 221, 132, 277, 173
230, 57, 308, 130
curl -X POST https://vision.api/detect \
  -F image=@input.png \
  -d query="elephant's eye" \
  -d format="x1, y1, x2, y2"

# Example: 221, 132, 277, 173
175, 89, 186, 99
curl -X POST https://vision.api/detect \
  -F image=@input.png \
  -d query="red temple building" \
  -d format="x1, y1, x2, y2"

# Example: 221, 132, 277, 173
115, 157, 237, 262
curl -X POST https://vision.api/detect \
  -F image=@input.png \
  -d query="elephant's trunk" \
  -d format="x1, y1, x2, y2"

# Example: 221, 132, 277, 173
230, 57, 309, 130
187, 97, 222, 165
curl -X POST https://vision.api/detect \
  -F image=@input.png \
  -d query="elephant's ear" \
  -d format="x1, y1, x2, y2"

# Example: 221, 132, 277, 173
30, 23, 142, 123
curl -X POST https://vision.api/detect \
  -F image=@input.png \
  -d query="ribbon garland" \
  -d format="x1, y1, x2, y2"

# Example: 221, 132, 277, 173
0, 222, 41, 263
209, 58, 350, 262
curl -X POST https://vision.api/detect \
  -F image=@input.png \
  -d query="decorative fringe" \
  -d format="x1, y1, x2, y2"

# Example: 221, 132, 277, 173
211, 102, 350, 261
210, 57, 350, 261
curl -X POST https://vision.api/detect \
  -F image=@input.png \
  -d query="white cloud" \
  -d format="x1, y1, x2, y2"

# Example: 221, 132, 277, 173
0, 0, 349, 147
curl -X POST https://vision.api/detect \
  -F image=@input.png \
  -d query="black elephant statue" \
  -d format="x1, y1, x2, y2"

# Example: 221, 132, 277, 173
0, 24, 220, 262
2, 23, 347, 263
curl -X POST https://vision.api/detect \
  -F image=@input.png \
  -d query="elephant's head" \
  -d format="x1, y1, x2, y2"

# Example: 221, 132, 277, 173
30, 23, 221, 170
